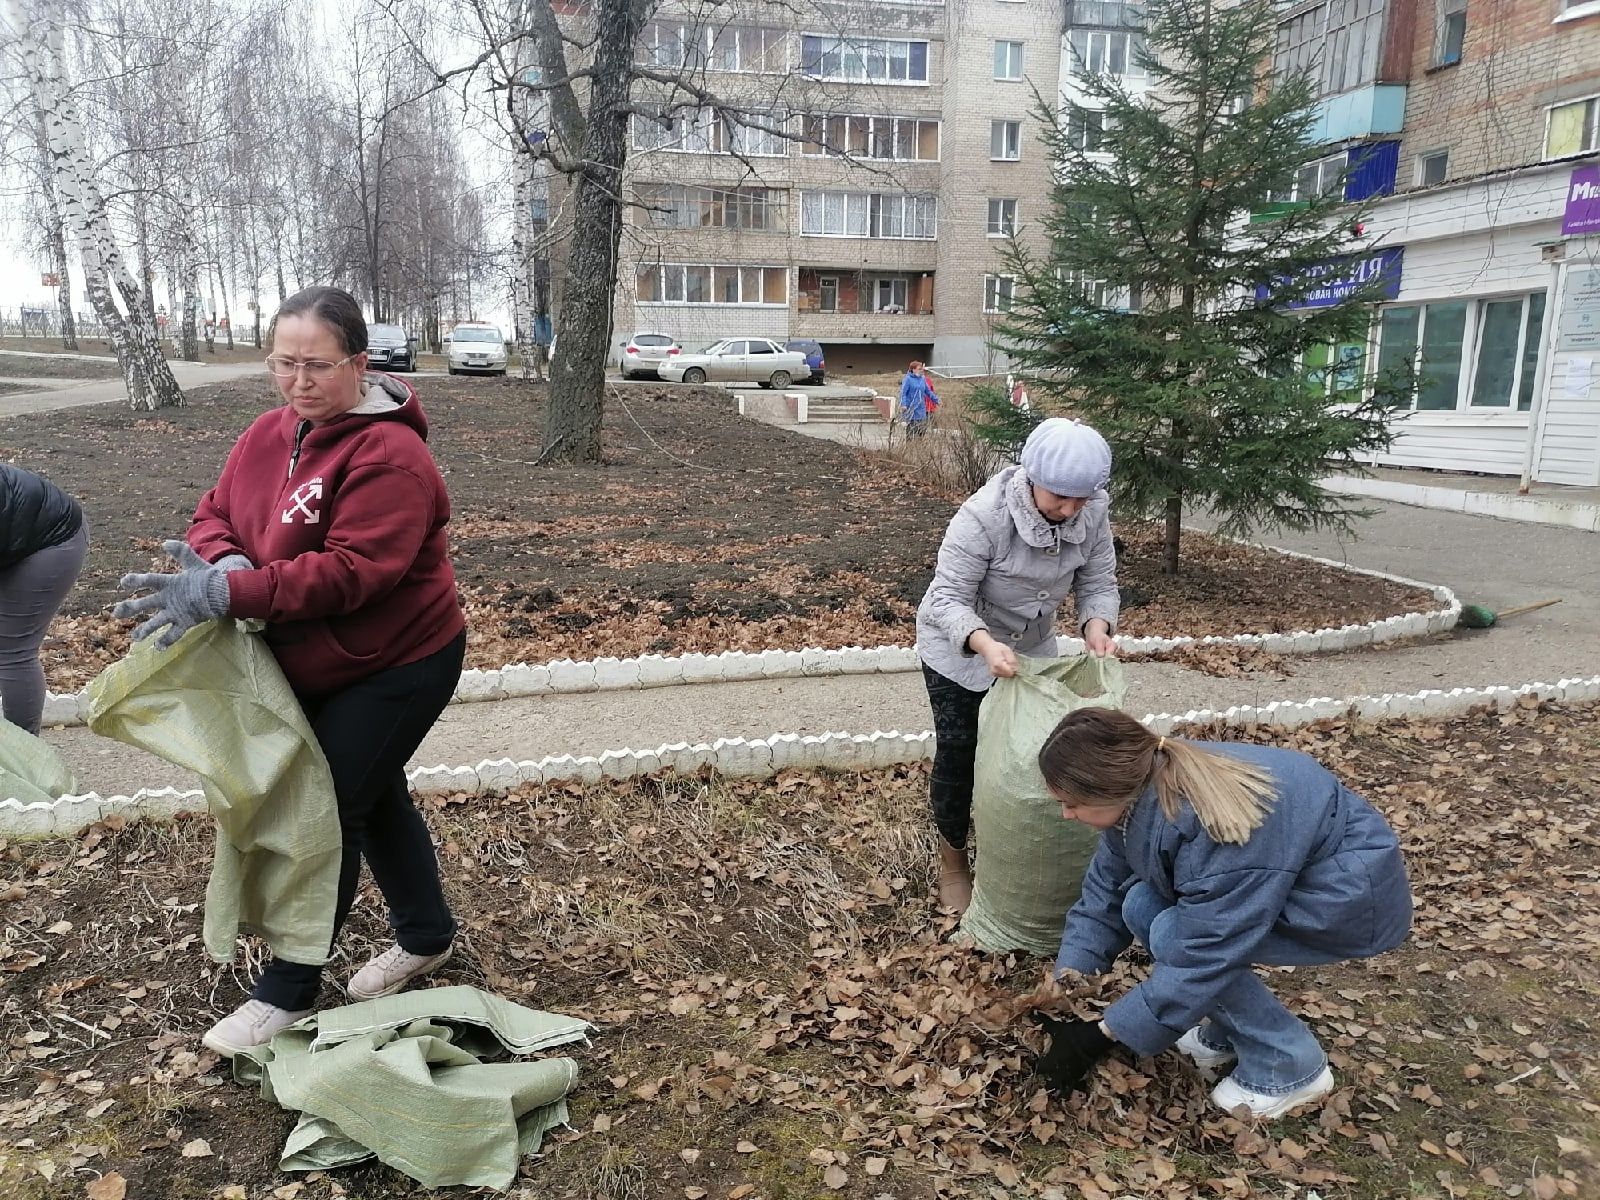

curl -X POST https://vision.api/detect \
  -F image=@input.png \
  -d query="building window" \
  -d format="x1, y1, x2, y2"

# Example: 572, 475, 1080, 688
819, 277, 838, 312
983, 274, 1016, 313
1064, 108, 1107, 154
875, 278, 909, 312
987, 198, 1019, 236
1546, 96, 1600, 159
634, 184, 786, 230
632, 109, 787, 156
1434, 0, 1466, 66
994, 40, 1024, 80
799, 113, 940, 160
1269, 150, 1345, 203
1417, 150, 1449, 186
799, 191, 938, 239
636, 263, 788, 306
1274, 0, 1383, 99
800, 35, 929, 83
636, 22, 788, 73
991, 119, 1022, 160
1066, 29, 1148, 78
1065, 1, 1143, 28
1376, 292, 1546, 412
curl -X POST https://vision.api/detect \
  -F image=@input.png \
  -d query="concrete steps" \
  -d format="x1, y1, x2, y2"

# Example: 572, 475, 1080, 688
802, 395, 883, 424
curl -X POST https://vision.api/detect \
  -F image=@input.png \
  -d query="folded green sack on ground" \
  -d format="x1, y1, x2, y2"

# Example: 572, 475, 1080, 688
231, 986, 593, 1190
961, 653, 1128, 957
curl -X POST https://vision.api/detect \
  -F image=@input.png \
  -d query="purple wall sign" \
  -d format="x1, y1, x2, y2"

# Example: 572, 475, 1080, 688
1563, 165, 1600, 238
1257, 247, 1405, 310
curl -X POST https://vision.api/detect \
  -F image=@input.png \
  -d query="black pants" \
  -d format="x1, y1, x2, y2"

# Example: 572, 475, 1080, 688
252, 631, 466, 1011
922, 663, 987, 850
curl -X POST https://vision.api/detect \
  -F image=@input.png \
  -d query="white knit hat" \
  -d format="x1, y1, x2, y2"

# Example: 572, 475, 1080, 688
1020, 418, 1112, 497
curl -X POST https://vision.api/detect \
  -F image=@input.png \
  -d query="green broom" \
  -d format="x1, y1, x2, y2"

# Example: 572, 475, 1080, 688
1457, 598, 1561, 630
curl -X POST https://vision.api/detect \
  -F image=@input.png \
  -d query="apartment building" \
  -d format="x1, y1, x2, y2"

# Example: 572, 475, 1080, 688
612, 0, 1068, 373
1275, 0, 1600, 483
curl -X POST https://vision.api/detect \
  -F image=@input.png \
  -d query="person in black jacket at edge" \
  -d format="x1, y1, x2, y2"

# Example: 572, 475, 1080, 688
0, 464, 88, 735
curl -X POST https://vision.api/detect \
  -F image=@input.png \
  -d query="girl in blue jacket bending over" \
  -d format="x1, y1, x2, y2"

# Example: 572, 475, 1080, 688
1033, 707, 1412, 1118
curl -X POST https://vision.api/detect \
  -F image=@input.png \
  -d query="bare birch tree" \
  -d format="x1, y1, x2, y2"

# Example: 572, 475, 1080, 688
1, 0, 182, 408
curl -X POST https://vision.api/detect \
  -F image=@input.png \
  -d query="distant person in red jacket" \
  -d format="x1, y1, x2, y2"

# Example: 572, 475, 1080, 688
114, 285, 466, 1056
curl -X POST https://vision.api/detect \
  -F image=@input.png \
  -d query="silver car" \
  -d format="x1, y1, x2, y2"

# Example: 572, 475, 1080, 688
657, 337, 813, 387
617, 330, 681, 378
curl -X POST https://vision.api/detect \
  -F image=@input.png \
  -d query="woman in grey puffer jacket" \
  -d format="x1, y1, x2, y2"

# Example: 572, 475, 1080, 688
914, 419, 1120, 912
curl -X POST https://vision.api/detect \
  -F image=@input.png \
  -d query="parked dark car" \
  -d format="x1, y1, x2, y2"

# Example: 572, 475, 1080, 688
785, 339, 826, 385
367, 323, 417, 371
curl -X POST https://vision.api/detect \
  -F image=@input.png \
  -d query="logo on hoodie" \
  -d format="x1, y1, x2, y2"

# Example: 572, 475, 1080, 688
283, 476, 324, 524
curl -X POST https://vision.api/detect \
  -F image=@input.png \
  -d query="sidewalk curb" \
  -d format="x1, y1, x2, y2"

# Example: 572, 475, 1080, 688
36, 551, 1459, 728
7, 673, 1590, 839
1324, 472, 1600, 534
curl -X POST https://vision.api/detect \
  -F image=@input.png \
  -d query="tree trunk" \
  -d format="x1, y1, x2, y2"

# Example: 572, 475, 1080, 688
7, 0, 181, 409
542, 0, 644, 463
180, 235, 201, 361
32, 116, 77, 349
511, 152, 543, 382
1163, 492, 1182, 576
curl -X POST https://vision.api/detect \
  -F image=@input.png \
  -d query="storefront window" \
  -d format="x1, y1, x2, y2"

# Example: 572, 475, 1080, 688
1377, 292, 1546, 412
1417, 301, 1467, 410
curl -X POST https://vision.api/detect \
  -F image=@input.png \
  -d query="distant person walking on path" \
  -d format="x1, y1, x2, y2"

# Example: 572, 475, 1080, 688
113, 286, 466, 1057
915, 418, 1120, 912
1034, 708, 1412, 1118
0, 464, 88, 734
899, 360, 936, 437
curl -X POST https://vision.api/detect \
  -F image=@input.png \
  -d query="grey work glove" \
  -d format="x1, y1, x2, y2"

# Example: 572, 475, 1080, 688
212, 553, 255, 573
114, 539, 236, 649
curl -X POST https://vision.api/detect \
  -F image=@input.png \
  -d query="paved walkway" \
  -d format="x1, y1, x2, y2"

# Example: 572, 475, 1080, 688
1326, 465, 1600, 532
36, 497, 1598, 797
0, 360, 262, 417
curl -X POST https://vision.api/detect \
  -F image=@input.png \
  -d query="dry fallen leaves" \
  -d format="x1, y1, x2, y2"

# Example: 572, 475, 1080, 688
83, 1174, 126, 1200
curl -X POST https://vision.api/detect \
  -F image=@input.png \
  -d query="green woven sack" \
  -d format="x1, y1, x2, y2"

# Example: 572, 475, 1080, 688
960, 653, 1128, 957
0, 718, 77, 805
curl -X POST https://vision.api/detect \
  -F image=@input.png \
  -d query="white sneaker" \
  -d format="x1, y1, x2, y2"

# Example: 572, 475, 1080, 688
201, 999, 311, 1058
348, 943, 453, 1000
1210, 1066, 1335, 1119
1176, 1026, 1236, 1076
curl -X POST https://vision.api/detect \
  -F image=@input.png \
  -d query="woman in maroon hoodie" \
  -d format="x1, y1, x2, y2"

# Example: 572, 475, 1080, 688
115, 286, 466, 1055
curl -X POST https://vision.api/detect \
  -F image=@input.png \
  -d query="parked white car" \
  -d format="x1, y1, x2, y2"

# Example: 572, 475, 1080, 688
617, 331, 682, 378
657, 337, 813, 387
444, 323, 508, 375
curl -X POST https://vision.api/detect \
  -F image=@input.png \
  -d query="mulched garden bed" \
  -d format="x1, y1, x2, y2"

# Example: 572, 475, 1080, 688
3, 700, 1596, 1198
0, 376, 1436, 691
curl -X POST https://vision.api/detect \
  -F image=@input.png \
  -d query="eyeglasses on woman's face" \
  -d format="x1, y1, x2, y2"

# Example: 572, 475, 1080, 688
264, 354, 357, 380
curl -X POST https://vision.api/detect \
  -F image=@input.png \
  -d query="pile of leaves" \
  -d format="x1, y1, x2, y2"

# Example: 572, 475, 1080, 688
4, 699, 1597, 1199
0, 377, 1433, 690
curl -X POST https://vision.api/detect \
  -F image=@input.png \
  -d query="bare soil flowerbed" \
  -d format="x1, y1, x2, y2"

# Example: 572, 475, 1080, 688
0, 376, 1435, 691
3, 700, 1598, 1199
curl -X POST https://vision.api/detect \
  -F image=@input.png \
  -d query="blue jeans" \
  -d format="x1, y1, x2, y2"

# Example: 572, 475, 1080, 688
1122, 881, 1331, 1095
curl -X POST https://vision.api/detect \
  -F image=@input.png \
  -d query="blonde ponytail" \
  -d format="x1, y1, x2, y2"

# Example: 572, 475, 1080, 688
1153, 740, 1274, 845
1038, 707, 1275, 844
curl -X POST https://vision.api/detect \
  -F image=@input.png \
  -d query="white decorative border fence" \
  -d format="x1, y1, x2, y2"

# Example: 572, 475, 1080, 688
8, 673, 1593, 840
35, 552, 1459, 728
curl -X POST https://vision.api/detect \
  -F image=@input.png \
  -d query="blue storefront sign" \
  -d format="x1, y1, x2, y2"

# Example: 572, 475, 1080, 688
1258, 246, 1404, 310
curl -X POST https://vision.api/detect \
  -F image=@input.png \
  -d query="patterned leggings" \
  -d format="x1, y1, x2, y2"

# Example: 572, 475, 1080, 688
922, 663, 987, 850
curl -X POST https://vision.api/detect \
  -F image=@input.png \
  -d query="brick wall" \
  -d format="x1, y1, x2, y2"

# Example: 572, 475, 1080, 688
1400, 1, 1600, 189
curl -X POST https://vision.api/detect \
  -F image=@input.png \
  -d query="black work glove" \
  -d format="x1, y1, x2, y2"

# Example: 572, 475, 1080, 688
1035, 1014, 1114, 1095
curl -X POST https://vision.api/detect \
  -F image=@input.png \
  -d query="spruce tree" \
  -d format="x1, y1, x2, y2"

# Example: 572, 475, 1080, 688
995, 0, 1408, 573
